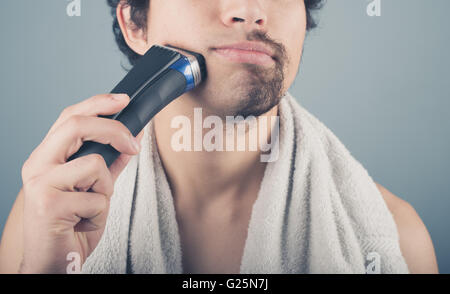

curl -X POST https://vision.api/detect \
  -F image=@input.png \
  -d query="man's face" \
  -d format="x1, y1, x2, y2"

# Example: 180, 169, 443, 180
144, 0, 307, 117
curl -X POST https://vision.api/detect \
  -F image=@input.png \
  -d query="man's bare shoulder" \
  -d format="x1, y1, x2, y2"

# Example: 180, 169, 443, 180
374, 182, 439, 273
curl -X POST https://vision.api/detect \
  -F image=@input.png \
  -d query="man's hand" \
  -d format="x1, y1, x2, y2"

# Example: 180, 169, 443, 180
18, 93, 143, 273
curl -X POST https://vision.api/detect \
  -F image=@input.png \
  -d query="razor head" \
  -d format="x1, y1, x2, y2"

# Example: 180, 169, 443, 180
111, 45, 181, 97
164, 44, 207, 86
111, 44, 206, 97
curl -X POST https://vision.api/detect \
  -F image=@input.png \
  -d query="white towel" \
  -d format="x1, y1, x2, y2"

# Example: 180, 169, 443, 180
81, 92, 409, 274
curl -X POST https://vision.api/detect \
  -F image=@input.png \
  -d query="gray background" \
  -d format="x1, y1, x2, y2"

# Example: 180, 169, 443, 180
0, 0, 448, 273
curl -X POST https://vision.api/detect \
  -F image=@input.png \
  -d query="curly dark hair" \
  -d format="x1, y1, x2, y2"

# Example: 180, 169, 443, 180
106, 0, 324, 67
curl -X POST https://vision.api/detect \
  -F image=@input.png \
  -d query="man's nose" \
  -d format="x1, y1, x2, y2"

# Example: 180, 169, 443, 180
220, 0, 268, 31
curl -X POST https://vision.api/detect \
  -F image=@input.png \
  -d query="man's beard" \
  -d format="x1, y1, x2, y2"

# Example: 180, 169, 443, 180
231, 62, 285, 118
228, 30, 288, 118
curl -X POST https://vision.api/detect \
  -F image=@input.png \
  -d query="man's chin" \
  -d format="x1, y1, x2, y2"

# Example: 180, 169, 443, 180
204, 88, 283, 119
188, 65, 284, 118
231, 73, 284, 118
233, 90, 283, 118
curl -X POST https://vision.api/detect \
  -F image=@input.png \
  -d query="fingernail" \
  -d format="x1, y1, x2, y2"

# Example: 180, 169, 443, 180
130, 135, 140, 152
112, 94, 129, 101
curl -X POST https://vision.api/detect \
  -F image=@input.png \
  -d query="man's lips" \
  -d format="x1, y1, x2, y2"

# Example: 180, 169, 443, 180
212, 41, 275, 66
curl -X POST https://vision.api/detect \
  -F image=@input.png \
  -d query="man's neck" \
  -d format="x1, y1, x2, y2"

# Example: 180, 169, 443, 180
152, 95, 279, 213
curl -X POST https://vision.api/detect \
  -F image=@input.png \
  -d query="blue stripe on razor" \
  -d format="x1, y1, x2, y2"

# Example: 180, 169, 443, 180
169, 57, 195, 92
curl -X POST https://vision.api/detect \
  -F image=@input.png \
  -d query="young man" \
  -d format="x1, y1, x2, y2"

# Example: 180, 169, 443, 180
0, 0, 438, 274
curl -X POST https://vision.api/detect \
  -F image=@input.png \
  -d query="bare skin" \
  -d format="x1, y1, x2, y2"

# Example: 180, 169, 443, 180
0, 0, 439, 273
175, 182, 441, 274
376, 183, 439, 273
0, 94, 145, 273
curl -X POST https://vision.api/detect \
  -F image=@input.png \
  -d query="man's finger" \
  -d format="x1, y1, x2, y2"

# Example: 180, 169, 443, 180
109, 129, 145, 182
38, 115, 140, 166
45, 93, 130, 140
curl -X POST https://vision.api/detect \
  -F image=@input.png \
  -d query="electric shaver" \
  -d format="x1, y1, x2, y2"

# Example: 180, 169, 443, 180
67, 45, 207, 167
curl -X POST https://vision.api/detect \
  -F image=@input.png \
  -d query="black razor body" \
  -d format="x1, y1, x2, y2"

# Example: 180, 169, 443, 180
67, 45, 206, 167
